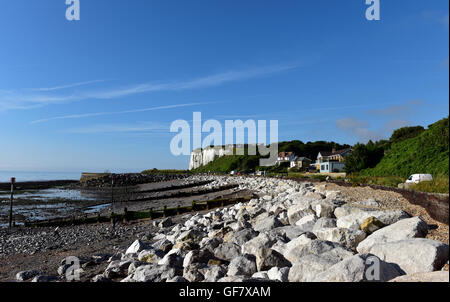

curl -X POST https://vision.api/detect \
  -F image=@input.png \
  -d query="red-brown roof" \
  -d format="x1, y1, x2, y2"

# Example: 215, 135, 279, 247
278, 152, 294, 157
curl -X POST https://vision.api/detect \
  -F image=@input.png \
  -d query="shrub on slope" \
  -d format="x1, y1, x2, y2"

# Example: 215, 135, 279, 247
361, 117, 449, 178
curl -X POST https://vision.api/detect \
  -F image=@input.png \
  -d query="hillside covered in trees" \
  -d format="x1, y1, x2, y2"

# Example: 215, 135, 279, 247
359, 117, 449, 178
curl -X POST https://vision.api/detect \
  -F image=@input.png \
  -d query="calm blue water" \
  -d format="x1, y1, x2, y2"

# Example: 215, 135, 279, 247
0, 170, 81, 183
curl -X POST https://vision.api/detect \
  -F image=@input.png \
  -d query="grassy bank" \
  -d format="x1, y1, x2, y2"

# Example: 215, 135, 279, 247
360, 117, 449, 178
346, 173, 449, 194
408, 174, 449, 194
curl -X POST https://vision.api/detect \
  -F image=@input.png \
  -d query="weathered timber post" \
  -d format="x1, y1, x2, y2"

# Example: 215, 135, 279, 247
9, 177, 15, 228
110, 212, 116, 230
123, 207, 128, 223
111, 174, 115, 214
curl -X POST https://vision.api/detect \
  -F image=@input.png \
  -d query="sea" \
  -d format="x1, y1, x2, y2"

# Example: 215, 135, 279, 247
0, 170, 82, 183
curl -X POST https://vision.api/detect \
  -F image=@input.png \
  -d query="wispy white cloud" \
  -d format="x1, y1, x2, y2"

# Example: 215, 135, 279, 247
62, 122, 168, 134
1, 63, 299, 111
421, 11, 449, 27
30, 102, 209, 124
367, 100, 424, 116
336, 100, 422, 143
29, 80, 106, 92
336, 117, 383, 143
82, 64, 298, 99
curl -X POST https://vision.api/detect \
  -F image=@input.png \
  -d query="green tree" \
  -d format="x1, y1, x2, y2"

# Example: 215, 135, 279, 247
390, 126, 425, 143
344, 144, 370, 173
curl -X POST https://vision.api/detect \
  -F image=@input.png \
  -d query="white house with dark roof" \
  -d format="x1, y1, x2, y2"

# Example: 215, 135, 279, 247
314, 147, 352, 173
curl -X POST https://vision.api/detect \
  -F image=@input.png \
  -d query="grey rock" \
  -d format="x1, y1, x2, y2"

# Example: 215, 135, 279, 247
183, 249, 214, 267
200, 237, 223, 253
91, 274, 111, 282
312, 217, 337, 233
267, 267, 289, 282
268, 226, 311, 241
183, 264, 205, 282
203, 265, 227, 282
288, 254, 340, 282
138, 249, 164, 264
228, 228, 259, 246
253, 216, 283, 232
287, 204, 314, 225
104, 259, 133, 279
313, 254, 403, 282
31, 275, 59, 282
314, 227, 366, 250
16, 270, 41, 281
159, 218, 174, 228
294, 214, 318, 231
366, 238, 449, 275
284, 238, 354, 264
160, 265, 183, 281
357, 216, 429, 254
152, 238, 173, 253
214, 242, 241, 261
252, 271, 269, 279
126, 239, 149, 255
389, 271, 449, 282
167, 276, 188, 282
218, 276, 251, 282
158, 248, 184, 267
132, 265, 164, 282
227, 254, 257, 277
336, 209, 409, 230
256, 247, 291, 271
242, 233, 277, 256
312, 200, 338, 218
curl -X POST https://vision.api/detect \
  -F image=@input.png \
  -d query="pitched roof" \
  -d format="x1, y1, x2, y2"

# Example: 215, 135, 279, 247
319, 148, 352, 157
292, 156, 312, 161
278, 152, 294, 157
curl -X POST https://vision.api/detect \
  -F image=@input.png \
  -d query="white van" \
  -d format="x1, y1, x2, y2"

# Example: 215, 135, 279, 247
405, 174, 433, 184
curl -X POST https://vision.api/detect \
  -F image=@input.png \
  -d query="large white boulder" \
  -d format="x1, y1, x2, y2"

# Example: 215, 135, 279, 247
389, 271, 449, 282
357, 216, 428, 253
283, 238, 354, 265
313, 254, 403, 282
314, 227, 366, 250
366, 238, 449, 275
336, 209, 409, 230
287, 203, 314, 225
227, 255, 257, 277
126, 239, 149, 255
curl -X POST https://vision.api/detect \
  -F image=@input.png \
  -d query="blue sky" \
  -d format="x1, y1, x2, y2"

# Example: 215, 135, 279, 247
0, 0, 448, 172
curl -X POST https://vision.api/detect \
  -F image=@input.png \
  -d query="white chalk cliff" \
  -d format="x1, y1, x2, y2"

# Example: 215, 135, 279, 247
189, 146, 230, 170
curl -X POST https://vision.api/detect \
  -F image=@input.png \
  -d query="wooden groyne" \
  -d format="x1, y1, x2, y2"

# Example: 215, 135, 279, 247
0, 180, 78, 191
28, 194, 256, 228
